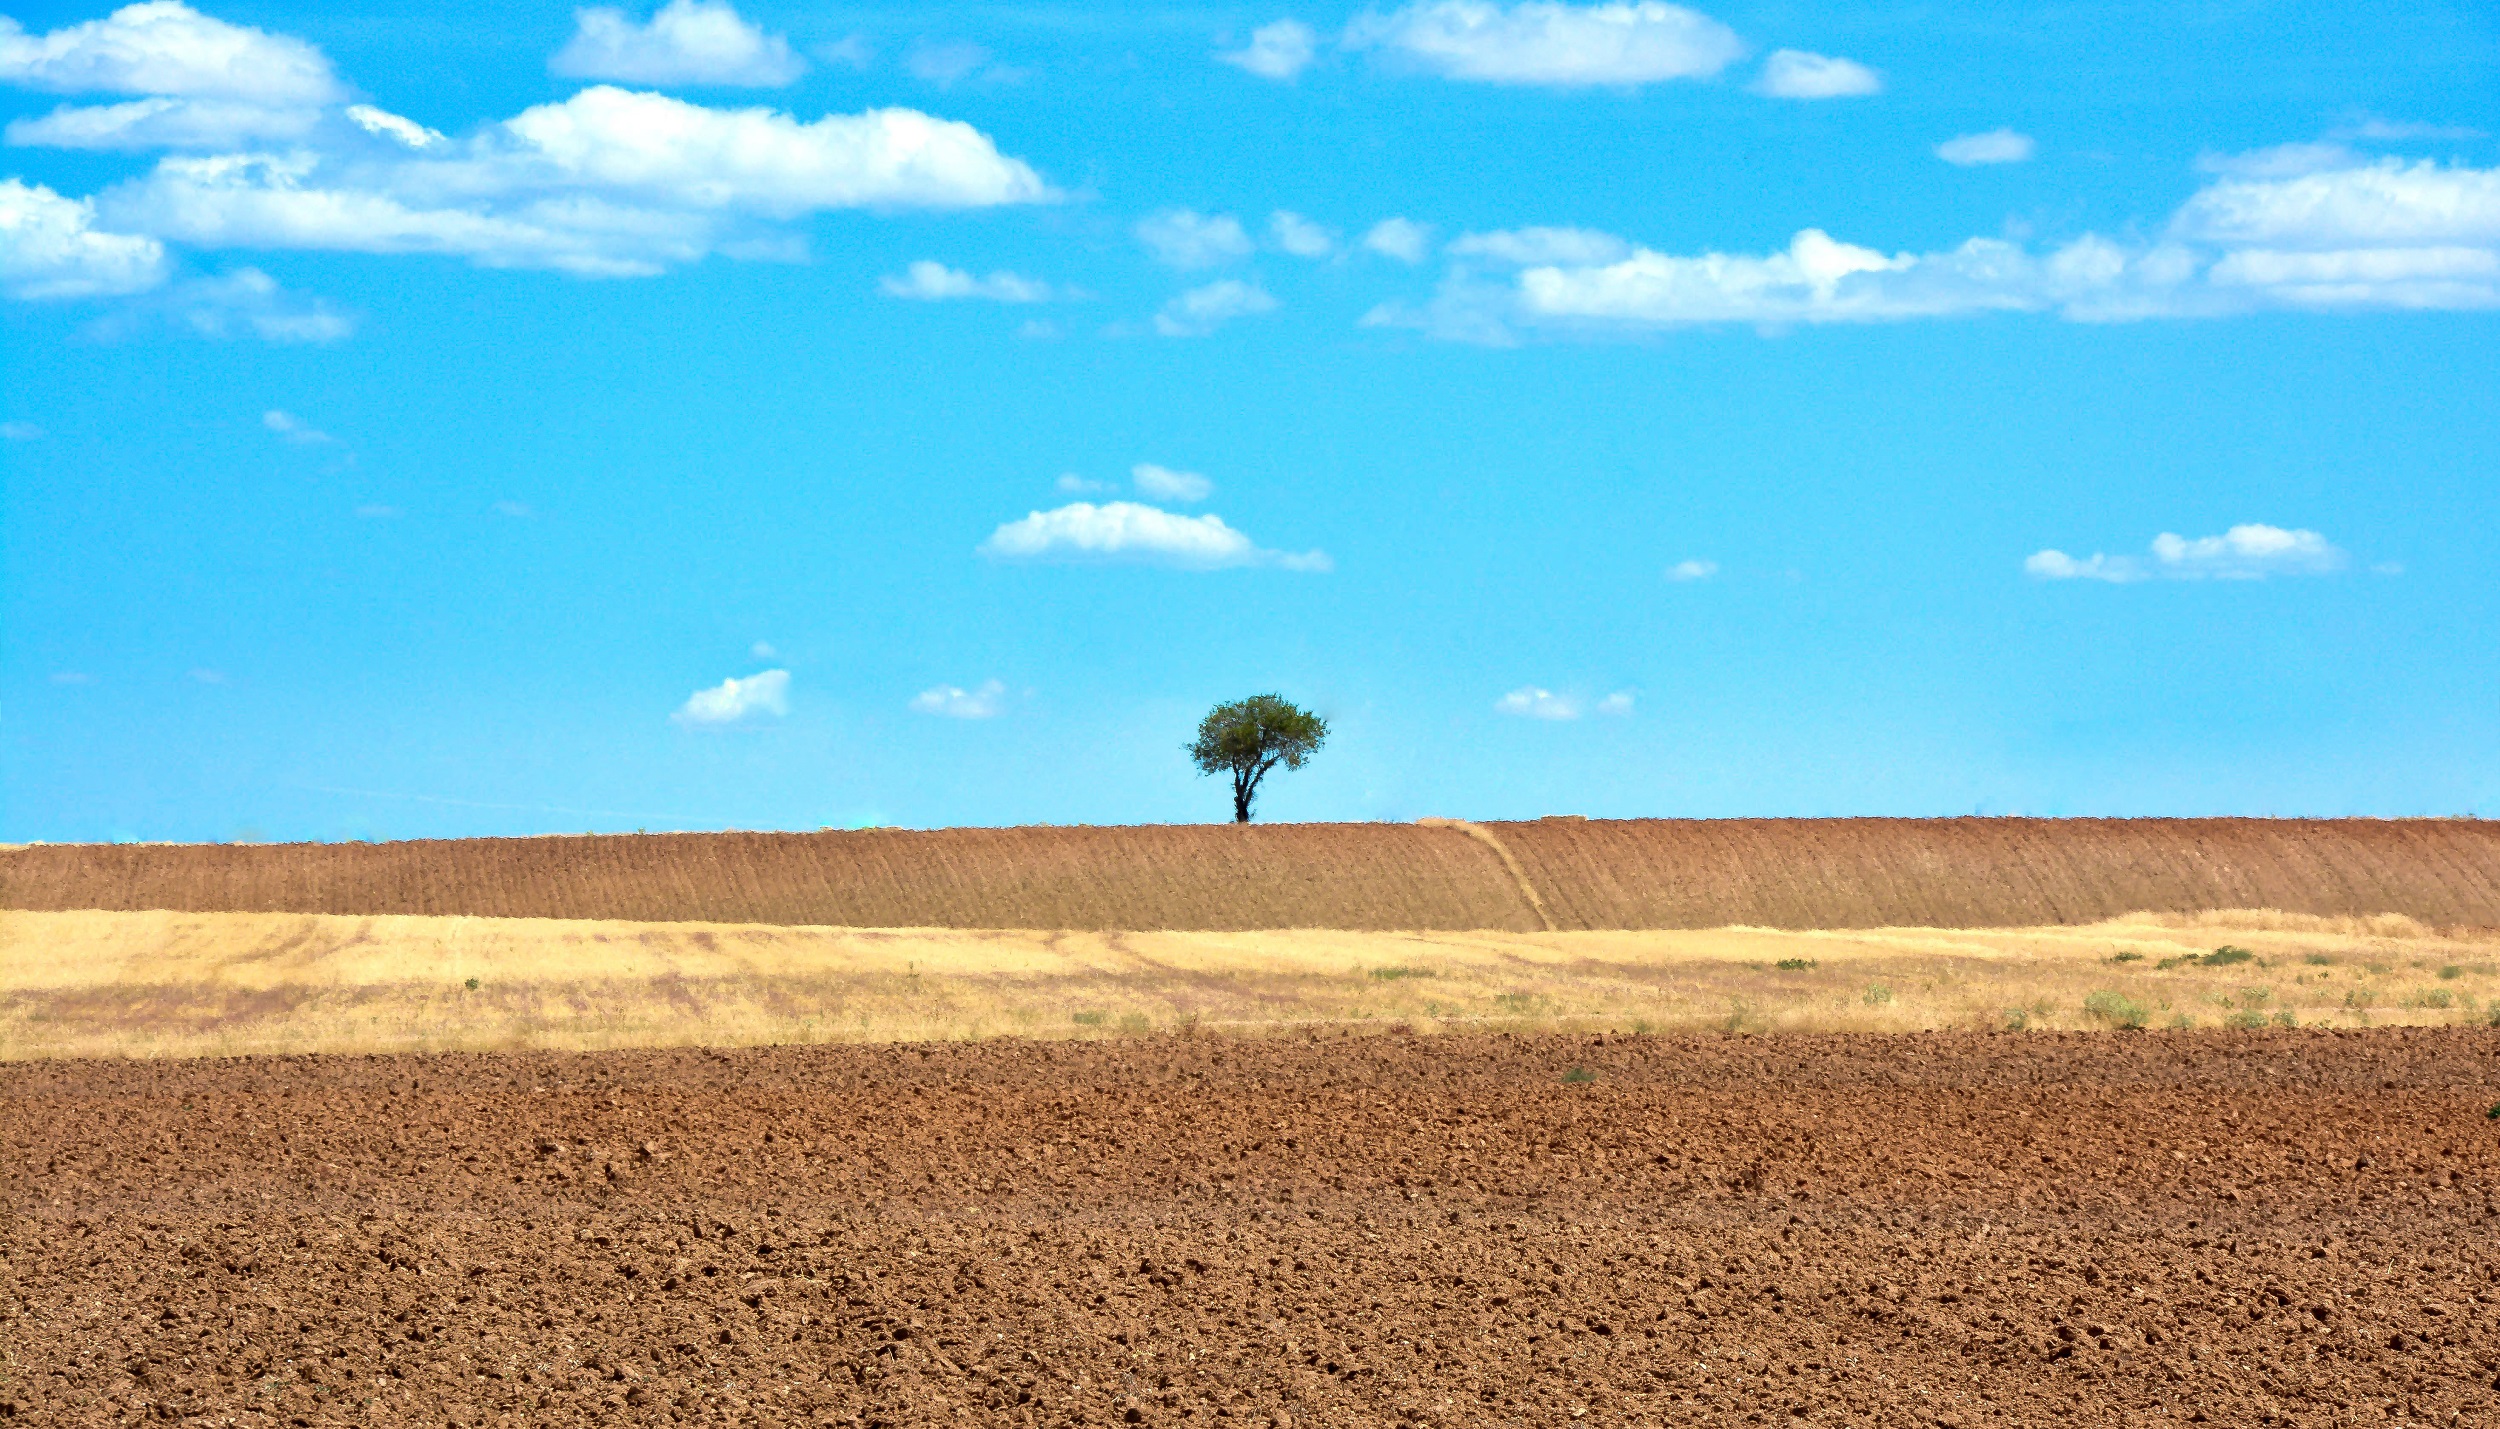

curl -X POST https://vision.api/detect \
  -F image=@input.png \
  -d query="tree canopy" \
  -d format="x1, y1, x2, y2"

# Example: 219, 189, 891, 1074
1187, 695, 1329, 823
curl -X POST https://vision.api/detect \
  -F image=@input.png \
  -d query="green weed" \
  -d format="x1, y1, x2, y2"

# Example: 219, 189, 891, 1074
1560, 1066, 1597, 1085
1071, 1010, 1106, 1026
2083, 990, 2149, 1029
2108, 951, 2144, 964
1862, 983, 1894, 1007
1774, 958, 1818, 972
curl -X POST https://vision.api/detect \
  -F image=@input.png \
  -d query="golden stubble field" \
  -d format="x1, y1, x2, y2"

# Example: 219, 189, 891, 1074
5, 906, 2495, 1059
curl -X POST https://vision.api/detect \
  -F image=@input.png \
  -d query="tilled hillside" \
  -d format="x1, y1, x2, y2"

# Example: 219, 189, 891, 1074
5, 1030, 2499, 1426
10, 816, 2500, 930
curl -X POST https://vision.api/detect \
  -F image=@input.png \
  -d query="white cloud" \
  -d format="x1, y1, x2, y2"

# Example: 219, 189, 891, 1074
905, 40, 998, 88
1136, 208, 1254, 268
2, 420, 42, 439
1219, 19, 1319, 81
749, 640, 777, 658
0, 2, 343, 103
5, 97, 319, 149
87, 87, 1051, 277
1345, 1, 1745, 86
2336, 115, 2482, 142
1495, 686, 1578, 719
1666, 558, 1716, 581
1154, 278, 1277, 335
1363, 216, 1433, 263
879, 259, 1052, 302
980, 500, 1328, 571
1268, 209, 1333, 257
1131, 462, 1212, 501
1055, 472, 1111, 493
1595, 691, 1634, 715
0, 177, 168, 298
1937, 128, 2033, 166
345, 105, 443, 150
675, 667, 789, 724
910, 679, 1006, 718
2194, 142, 2362, 180
1753, 49, 1880, 99
1448, 225, 1632, 266
552, 0, 805, 87
150, 266, 350, 341
262, 407, 331, 443
2026, 525, 2347, 583
1381, 153, 2500, 341
815, 35, 873, 70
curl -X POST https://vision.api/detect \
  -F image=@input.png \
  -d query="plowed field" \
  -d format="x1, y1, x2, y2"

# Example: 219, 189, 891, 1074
9, 1030, 2498, 1427
12, 817, 2500, 931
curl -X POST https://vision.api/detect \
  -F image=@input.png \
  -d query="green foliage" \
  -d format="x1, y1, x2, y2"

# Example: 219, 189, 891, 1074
2108, 951, 2144, 963
2225, 1008, 2269, 1030
2303, 953, 2335, 966
1070, 1010, 1106, 1026
1369, 965, 1432, 981
1116, 1012, 1153, 1034
1560, 1066, 1597, 1085
1188, 694, 1329, 822
1773, 958, 1818, 971
2083, 990, 2149, 1029
2438, 964, 2464, 980
1861, 983, 1893, 1007
2405, 988, 2454, 1010
2203, 946, 2256, 967
2001, 1008, 2030, 1031
462, 976, 479, 991
2272, 1010, 2298, 1029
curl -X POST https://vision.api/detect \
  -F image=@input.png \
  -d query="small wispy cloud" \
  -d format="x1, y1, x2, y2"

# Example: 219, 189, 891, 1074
1595, 691, 1635, 715
910, 679, 1007, 718
1154, 279, 1276, 336
750, 640, 778, 659
980, 501, 1328, 571
1218, 19, 1317, 80
1268, 210, 1333, 258
1666, 559, 1717, 582
1496, 686, 1578, 720
262, 408, 332, 444
2025, 524, 2348, 583
1131, 462, 1213, 502
879, 260, 1053, 302
1937, 129, 2035, 166
1136, 208, 1255, 269
1754, 49, 1882, 99
1363, 217, 1434, 264
674, 668, 790, 725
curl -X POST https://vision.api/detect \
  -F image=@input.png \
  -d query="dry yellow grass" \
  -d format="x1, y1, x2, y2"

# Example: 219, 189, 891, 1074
6, 908, 2497, 1060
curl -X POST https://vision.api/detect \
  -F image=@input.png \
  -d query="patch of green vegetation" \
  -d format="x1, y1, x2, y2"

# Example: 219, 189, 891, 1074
462, 977, 479, 991
2001, 1008, 2029, 1031
1116, 1012, 1154, 1035
2082, 990, 2149, 1029
1861, 983, 1893, 1007
1774, 958, 1818, 972
2404, 988, 2454, 1011
2225, 1009, 2270, 1030
2438, 965, 2464, 980
2272, 1010, 2298, 1029
1071, 1010, 1106, 1026
1560, 1066, 1597, 1085
2167, 1013, 2195, 1030
1494, 992, 1549, 1016
1369, 965, 1432, 981
2238, 986, 2271, 1008
2204, 946, 2256, 967
2108, 951, 2144, 964
2303, 953, 2335, 966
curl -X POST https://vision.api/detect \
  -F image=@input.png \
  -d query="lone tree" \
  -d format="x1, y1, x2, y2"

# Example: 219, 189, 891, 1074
1189, 694, 1329, 823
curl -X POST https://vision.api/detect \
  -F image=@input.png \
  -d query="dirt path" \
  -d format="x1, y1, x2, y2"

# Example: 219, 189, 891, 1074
6, 1030, 2498, 1426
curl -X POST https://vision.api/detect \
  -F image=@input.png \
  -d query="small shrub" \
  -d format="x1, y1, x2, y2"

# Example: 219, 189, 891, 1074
2438, 965, 2463, 980
2002, 1008, 2029, 1031
2239, 987, 2271, 1008
463, 977, 479, 991
2167, 1013, 2195, 1030
2083, 990, 2149, 1029
2487, 1102, 2500, 1119
1560, 1066, 1597, 1085
2303, 953, 2334, 966
1116, 1012, 1153, 1035
2271, 1010, 2298, 1029
1861, 983, 1893, 1007
2108, 951, 2144, 964
1370, 965, 1431, 981
1774, 958, 1818, 972
2203, 946, 2256, 967
2405, 988, 2454, 1011
2225, 1009, 2269, 1030
1071, 1010, 1107, 1026
2490, 1005, 2500, 1028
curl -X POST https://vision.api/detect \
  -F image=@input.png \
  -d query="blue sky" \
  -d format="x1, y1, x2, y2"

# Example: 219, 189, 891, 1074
3, 0, 2497, 841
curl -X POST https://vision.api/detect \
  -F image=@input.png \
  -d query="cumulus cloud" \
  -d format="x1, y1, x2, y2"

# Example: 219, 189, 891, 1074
1154, 278, 1277, 336
1373, 151, 2500, 341
5, 96, 321, 149
127, 265, 350, 341
1268, 210, 1333, 257
0, 2, 343, 103
1752, 49, 1880, 99
80, 87, 1050, 277
1136, 208, 1254, 268
552, 0, 803, 86
1219, 19, 1319, 80
1936, 129, 2034, 166
980, 501, 1329, 571
674, 668, 789, 724
2025, 525, 2347, 583
1666, 558, 1716, 581
345, 105, 443, 150
910, 679, 1007, 718
262, 407, 330, 443
1495, 686, 1578, 719
1131, 462, 1212, 501
0, 177, 168, 298
1344, 1, 1745, 86
1363, 216, 1433, 263
879, 259, 1052, 302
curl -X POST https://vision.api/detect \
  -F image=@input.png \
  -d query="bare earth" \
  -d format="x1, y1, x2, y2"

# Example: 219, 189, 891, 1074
6, 1029, 2497, 1427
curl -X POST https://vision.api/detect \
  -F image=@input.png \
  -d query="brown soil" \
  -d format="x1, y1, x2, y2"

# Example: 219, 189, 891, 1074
7, 1030, 2497, 1426
11, 817, 2500, 931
